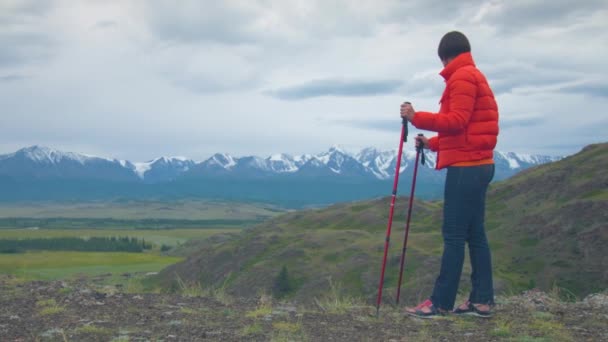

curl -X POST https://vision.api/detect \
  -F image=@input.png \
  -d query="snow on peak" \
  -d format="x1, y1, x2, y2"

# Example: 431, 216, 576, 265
266, 153, 298, 173
328, 145, 346, 154
495, 151, 521, 169
133, 162, 152, 179
150, 156, 192, 164
293, 154, 313, 164
131, 156, 193, 179
209, 153, 237, 169
356, 147, 380, 160
269, 153, 289, 161
19, 145, 92, 165
241, 156, 269, 170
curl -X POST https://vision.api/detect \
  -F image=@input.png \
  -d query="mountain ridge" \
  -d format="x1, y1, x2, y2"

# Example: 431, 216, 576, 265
0, 145, 563, 206
0, 145, 560, 182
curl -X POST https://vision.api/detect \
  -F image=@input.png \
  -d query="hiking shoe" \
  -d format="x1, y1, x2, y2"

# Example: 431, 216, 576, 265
453, 301, 492, 318
405, 299, 445, 319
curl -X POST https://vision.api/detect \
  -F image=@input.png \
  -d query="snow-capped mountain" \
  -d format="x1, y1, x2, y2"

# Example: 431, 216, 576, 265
134, 157, 195, 183
355, 147, 428, 180
0, 146, 138, 181
0, 145, 561, 182
0, 145, 563, 204
265, 153, 312, 173
494, 151, 560, 169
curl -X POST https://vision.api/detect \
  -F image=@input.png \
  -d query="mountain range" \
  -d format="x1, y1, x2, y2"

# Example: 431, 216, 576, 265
0, 146, 561, 206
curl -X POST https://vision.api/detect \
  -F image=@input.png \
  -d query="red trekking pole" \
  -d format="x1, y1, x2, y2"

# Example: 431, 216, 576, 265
375, 110, 409, 316
395, 134, 425, 304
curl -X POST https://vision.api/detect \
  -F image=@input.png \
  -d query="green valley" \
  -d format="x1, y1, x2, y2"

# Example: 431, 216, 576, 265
0, 200, 286, 283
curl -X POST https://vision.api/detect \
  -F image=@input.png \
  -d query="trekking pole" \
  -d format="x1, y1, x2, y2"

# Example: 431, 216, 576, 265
395, 134, 425, 304
375, 106, 409, 316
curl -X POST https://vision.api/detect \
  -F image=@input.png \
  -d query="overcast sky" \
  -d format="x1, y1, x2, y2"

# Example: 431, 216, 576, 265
1, 0, 607, 161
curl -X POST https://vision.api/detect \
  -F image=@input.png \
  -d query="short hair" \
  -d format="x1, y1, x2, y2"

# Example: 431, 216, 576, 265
437, 31, 471, 61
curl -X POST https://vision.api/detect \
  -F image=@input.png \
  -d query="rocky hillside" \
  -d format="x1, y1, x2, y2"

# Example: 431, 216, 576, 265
156, 143, 607, 303
1, 276, 607, 341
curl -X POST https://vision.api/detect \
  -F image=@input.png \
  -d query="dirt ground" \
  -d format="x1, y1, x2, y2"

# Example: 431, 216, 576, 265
1, 276, 607, 341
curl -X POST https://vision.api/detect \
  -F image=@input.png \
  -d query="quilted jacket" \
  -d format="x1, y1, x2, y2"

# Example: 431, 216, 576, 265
411, 52, 499, 169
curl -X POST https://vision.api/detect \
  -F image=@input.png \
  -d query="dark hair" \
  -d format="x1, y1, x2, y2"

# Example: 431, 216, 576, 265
437, 31, 471, 61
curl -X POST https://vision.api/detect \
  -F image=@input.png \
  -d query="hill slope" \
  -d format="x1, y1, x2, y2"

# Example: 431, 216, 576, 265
486, 143, 607, 295
157, 143, 607, 302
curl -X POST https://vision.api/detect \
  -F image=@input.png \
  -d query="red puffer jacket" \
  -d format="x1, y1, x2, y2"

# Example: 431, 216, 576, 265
411, 52, 499, 169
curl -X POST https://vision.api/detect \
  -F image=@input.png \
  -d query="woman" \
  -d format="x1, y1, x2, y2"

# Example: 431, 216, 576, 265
400, 31, 499, 318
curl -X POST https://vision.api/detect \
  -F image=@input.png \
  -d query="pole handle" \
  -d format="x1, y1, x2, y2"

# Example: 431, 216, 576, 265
417, 133, 426, 165
402, 102, 411, 142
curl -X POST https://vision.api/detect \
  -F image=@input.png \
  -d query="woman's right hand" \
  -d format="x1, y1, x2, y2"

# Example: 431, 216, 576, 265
415, 135, 429, 149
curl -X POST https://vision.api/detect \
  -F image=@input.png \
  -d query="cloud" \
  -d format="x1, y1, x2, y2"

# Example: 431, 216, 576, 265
484, 62, 576, 96
139, 0, 396, 46
500, 116, 546, 129
472, 0, 607, 33
267, 78, 404, 100
0, 31, 55, 67
0, 74, 28, 82
142, 1, 260, 45
0, 1, 55, 67
0, 0, 53, 19
1, 0, 607, 160
557, 80, 608, 98
329, 119, 397, 132
95, 20, 118, 29
149, 43, 262, 94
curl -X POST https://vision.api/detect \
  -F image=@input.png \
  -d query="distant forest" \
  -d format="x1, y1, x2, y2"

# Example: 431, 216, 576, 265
0, 237, 151, 253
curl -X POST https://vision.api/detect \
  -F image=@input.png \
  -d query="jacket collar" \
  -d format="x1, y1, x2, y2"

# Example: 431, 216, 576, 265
439, 52, 476, 80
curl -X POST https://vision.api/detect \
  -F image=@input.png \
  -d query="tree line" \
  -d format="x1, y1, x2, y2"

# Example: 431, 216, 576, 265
0, 236, 152, 253
0, 217, 257, 229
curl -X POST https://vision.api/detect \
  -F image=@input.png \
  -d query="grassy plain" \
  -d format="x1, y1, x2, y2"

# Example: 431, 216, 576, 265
0, 251, 182, 280
0, 199, 283, 282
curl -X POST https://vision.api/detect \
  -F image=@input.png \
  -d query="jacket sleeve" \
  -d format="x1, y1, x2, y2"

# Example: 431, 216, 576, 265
411, 69, 477, 133
427, 136, 439, 152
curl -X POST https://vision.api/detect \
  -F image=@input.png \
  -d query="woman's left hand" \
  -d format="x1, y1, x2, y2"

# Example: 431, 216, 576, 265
400, 102, 416, 121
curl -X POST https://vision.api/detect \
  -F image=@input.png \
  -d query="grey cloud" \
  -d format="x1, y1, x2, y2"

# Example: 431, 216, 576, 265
558, 81, 608, 98
578, 119, 608, 133
331, 119, 397, 132
172, 75, 260, 94
500, 116, 546, 129
95, 20, 118, 29
0, 31, 55, 67
484, 63, 578, 96
0, 74, 28, 82
384, 0, 485, 23
142, 1, 258, 44
401, 76, 445, 98
141, 1, 399, 47
477, 0, 607, 34
0, 0, 53, 21
268, 79, 404, 100
0, 1, 55, 67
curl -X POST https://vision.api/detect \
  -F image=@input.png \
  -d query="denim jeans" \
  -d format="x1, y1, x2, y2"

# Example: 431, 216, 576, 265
430, 164, 495, 310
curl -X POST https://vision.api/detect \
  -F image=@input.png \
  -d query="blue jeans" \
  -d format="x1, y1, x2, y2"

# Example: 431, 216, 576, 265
430, 164, 495, 310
